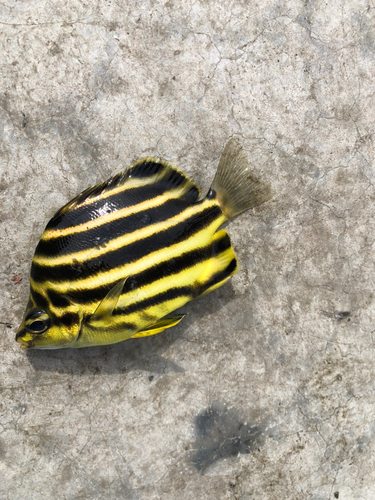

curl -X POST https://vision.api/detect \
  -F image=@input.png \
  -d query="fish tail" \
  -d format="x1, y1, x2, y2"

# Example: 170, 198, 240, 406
209, 138, 273, 219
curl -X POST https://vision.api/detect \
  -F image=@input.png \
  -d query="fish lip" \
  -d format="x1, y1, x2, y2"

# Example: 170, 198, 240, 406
15, 329, 25, 341
15, 330, 33, 349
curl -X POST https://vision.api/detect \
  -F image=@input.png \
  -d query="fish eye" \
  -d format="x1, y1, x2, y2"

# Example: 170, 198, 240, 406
28, 320, 46, 332
24, 309, 50, 334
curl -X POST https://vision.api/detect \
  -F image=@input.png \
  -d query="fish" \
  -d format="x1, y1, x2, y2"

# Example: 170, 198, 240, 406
16, 138, 273, 349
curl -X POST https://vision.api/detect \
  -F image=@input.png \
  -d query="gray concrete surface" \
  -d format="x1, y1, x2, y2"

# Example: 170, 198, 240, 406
1, 1, 375, 499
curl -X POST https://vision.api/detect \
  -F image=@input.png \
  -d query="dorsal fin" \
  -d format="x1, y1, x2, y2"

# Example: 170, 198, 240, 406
52, 157, 201, 219
52, 170, 129, 218
128, 157, 201, 203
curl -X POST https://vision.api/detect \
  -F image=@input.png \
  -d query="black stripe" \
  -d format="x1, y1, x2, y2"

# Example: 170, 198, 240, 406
212, 231, 231, 255
31, 204, 222, 284
54, 312, 80, 328
130, 161, 192, 192
48, 289, 71, 309
66, 284, 115, 306
113, 286, 192, 316
57, 233, 232, 306
30, 288, 49, 311
130, 160, 165, 178
47, 183, 170, 231
53, 311, 136, 332
201, 258, 237, 294
37, 197, 189, 257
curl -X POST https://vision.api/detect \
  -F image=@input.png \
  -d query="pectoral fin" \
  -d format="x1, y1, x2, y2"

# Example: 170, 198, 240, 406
89, 278, 127, 326
131, 314, 185, 338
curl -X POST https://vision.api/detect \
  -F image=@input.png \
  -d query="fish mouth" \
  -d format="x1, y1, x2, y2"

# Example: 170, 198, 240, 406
15, 330, 33, 350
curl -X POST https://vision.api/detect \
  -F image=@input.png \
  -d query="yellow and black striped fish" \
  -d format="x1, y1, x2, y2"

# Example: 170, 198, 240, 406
16, 139, 272, 349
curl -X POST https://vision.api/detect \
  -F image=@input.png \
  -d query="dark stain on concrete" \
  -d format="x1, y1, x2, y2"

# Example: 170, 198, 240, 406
13, 403, 27, 415
190, 403, 265, 472
321, 310, 351, 321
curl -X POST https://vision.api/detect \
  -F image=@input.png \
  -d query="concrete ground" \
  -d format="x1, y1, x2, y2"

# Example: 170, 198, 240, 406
1, 1, 375, 499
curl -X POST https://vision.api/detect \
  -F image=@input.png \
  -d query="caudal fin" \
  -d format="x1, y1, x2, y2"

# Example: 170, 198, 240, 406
210, 138, 273, 218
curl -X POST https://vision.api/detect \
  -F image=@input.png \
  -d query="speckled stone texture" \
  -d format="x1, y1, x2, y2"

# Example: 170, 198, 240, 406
1, 1, 375, 499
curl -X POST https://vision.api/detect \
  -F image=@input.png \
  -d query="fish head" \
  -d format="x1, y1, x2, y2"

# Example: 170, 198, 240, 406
16, 297, 82, 350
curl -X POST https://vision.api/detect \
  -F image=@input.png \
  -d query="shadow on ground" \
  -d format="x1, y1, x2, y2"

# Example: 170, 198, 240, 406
24, 281, 237, 375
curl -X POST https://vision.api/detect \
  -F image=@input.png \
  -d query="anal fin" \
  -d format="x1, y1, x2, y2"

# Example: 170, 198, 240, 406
130, 314, 186, 338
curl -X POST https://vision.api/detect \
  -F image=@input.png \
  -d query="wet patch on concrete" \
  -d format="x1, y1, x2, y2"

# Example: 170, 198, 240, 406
190, 403, 267, 472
